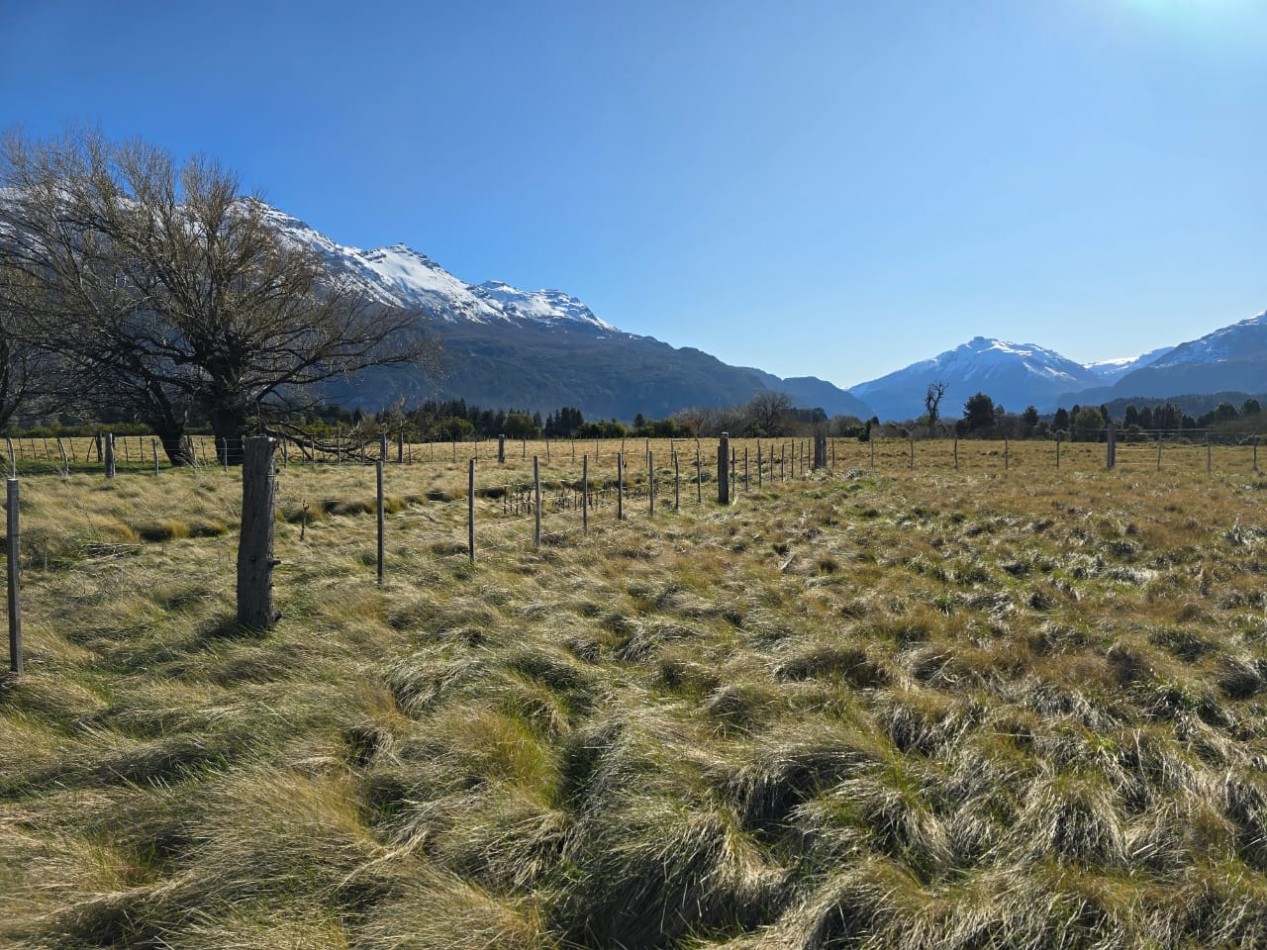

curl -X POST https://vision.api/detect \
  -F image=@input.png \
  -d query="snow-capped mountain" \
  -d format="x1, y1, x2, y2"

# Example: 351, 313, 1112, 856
256, 203, 609, 330
251, 202, 869, 419
1085, 346, 1175, 384
849, 337, 1103, 421
1095, 311, 1267, 400
472, 281, 614, 331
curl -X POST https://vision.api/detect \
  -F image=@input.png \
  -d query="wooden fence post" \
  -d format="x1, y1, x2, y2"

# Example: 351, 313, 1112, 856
397, 432, 405, 464
953, 436, 959, 470
4, 438, 13, 479
57, 437, 69, 477
744, 447, 750, 490
582, 455, 589, 535
7, 478, 20, 676
237, 437, 279, 630
695, 441, 702, 504
467, 458, 476, 562
718, 432, 730, 505
1156, 433, 1162, 471
648, 451, 655, 516
757, 442, 763, 488
869, 437, 875, 469
498, 434, 506, 464
376, 459, 385, 585
534, 456, 542, 547
1106, 423, 1117, 471
220, 437, 229, 473
105, 433, 116, 479
617, 452, 624, 521
674, 452, 680, 511
152, 439, 159, 476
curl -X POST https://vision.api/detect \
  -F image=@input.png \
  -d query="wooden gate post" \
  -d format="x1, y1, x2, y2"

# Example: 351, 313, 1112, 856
104, 433, 116, 479
237, 437, 279, 630
718, 432, 730, 505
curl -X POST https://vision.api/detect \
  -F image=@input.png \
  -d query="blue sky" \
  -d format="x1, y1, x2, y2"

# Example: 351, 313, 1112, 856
2, 0, 1265, 388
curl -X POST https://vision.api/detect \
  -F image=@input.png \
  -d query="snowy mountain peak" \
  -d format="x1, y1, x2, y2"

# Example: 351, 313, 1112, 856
473, 281, 614, 331
252, 202, 616, 330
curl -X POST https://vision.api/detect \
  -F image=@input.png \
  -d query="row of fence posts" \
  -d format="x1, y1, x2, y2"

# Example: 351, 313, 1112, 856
5, 423, 1258, 672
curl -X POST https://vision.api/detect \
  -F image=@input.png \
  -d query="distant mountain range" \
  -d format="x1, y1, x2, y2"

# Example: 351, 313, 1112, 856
263, 201, 1265, 424
844, 315, 1267, 422
262, 204, 872, 420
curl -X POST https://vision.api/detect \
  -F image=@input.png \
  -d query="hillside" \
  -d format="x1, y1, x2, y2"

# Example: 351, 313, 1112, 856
258, 204, 871, 421
848, 337, 1102, 421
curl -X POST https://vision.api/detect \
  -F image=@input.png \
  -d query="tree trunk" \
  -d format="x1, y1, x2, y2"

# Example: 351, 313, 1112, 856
208, 405, 249, 466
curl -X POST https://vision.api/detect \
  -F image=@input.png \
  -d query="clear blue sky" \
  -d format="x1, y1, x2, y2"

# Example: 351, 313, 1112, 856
3, 0, 1265, 388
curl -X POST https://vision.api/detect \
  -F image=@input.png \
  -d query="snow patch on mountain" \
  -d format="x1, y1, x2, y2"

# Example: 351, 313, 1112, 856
1085, 346, 1175, 382
473, 281, 614, 330
255, 202, 612, 329
1145, 311, 1267, 367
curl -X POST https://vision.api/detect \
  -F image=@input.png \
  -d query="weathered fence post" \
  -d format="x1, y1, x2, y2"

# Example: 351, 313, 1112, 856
1156, 433, 1162, 471
57, 437, 69, 477
696, 441, 702, 505
104, 433, 116, 479
744, 447, 750, 490
617, 452, 624, 521
718, 432, 730, 505
497, 434, 506, 464
376, 459, 385, 585
467, 458, 476, 562
7, 478, 20, 675
953, 436, 959, 470
869, 437, 875, 469
152, 439, 159, 476
814, 432, 827, 470
3, 438, 13, 479
237, 437, 278, 630
533, 456, 542, 547
757, 442, 763, 488
674, 452, 680, 511
397, 432, 405, 464
582, 455, 589, 535
648, 451, 655, 516
1106, 423, 1117, 471
220, 438, 229, 473
379, 433, 388, 463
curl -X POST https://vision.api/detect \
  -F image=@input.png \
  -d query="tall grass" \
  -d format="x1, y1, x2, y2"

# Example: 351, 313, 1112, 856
3, 445, 1267, 947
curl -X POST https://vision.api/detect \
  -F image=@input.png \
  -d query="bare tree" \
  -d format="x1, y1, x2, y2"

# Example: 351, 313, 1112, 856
0, 129, 436, 462
744, 390, 793, 436
925, 381, 947, 438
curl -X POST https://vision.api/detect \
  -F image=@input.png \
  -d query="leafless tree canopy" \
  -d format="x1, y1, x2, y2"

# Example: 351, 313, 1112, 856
0, 128, 436, 461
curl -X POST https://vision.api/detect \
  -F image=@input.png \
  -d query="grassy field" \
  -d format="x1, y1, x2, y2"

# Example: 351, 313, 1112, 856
4, 438, 1267, 948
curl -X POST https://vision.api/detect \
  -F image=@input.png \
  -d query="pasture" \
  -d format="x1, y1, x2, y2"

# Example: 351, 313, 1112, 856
4, 438, 1267, 948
